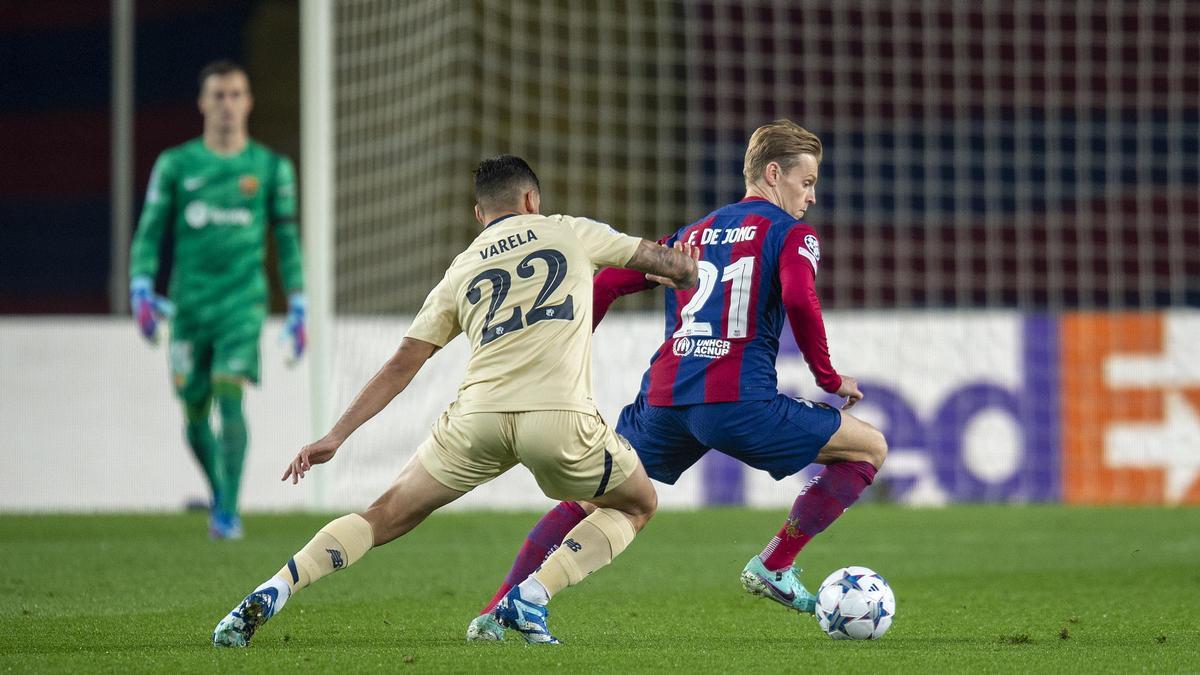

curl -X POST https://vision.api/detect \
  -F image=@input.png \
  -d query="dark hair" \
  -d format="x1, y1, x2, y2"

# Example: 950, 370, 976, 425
198, 59, 249, 93
473, 155, 540, 209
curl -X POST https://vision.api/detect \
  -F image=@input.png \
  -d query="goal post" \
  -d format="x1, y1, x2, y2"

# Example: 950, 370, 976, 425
300, 0, 335, 507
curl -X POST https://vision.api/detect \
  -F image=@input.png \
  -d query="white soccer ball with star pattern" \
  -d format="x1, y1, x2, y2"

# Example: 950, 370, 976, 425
815, 566, 895, 640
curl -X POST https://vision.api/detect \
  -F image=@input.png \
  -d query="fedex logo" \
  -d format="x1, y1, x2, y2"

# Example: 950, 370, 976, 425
1061, 314, 1200, 505
697, 312, 1200, 506
703, 315, 1059, 505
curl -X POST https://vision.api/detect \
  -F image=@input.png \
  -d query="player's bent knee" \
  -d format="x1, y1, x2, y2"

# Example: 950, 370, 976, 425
818, 413, 888, 468
867, 427, 888, 469
590, 469, 657, 532
630, 465, 659, 511
850, 422, 887, 469
625, 488, 657, 531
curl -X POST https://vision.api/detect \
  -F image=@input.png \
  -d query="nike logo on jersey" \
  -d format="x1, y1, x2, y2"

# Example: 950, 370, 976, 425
183, 176, 206, 191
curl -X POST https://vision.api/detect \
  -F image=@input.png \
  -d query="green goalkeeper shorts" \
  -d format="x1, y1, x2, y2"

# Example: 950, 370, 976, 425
168, 311, 264, 403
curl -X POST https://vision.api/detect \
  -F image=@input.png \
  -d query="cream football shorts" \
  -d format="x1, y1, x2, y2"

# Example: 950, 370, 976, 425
416, 405, 639, 501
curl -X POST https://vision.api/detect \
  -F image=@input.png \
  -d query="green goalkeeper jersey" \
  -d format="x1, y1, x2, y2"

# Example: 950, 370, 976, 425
130, 137, 304, 324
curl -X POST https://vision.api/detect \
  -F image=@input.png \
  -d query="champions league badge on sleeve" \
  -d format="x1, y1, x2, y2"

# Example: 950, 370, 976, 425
804, 233, 821, 261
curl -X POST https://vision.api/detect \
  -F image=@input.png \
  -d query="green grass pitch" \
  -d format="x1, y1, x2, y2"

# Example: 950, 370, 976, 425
1, 506, 1197, 673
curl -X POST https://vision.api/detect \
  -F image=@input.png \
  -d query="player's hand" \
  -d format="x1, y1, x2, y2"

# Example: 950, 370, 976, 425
836, 375, 863, 410
645, 241, 701, 288
129, 276, 174, 344
283, 436, 340, 485
281, 292, 306, 364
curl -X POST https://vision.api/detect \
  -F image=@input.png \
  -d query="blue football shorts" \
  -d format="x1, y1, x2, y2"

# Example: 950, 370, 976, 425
615, 393, 843, 484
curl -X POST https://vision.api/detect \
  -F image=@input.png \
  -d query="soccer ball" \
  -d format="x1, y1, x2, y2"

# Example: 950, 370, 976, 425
814, 566, 895, 640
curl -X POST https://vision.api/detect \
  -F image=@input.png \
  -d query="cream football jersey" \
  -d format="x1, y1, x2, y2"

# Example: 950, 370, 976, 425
405, 213, 641, 413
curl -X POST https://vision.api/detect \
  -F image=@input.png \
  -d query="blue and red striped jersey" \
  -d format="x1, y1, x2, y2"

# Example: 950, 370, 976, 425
636, 197, 837, 406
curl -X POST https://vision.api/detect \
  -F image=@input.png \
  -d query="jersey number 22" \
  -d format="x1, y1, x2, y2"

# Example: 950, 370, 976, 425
466, 248, 575, 345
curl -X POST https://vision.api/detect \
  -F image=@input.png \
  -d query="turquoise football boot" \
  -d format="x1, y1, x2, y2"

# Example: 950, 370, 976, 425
466, 612, 506, 641
740, 555, 817, 614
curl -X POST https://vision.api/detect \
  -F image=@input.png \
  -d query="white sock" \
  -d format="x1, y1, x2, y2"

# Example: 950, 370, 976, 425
254, 576, 292, 613
517, 576, 550, 605
759, 537, 782, 567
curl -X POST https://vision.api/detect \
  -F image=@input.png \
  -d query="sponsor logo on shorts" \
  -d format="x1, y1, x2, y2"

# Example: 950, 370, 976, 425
672, 337, 731, 359
616, 433, 634, 453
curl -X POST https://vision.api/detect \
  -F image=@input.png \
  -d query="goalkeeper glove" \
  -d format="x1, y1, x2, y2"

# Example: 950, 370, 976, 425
283, 292, 307, 363
130, 276, 174, 344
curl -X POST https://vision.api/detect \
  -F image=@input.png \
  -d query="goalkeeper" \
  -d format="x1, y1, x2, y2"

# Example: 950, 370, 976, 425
129, 60, 305, 540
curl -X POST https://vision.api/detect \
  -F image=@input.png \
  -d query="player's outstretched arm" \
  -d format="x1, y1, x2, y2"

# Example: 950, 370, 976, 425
592, 267, 655, 328
623, 239, 699, 289
592, 233, 680, 328
283, 337, 438, 484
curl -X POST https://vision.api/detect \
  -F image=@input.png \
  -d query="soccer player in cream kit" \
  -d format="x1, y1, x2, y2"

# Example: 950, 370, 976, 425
468, 120, 889, 640
212, 155, 698, 646
129, 61, 306, 539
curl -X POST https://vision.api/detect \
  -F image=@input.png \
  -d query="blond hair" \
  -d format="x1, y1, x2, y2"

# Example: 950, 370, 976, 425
743, 120, 823, 185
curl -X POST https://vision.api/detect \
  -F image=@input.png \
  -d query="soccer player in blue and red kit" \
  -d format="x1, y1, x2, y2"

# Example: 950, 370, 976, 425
467, 120, 888, 640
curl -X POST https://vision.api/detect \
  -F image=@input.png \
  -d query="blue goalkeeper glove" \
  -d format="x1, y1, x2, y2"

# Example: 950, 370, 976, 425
282, 292, 306, 363
130, 276, 174, 344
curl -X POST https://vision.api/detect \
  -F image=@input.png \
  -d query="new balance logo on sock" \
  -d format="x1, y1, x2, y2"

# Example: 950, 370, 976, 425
564, 538, 583, 552
327, 549, 344, 569
798, 475, 822, 496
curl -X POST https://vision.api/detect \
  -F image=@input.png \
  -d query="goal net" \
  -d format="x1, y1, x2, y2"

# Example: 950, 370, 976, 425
314, 0, 1199, 509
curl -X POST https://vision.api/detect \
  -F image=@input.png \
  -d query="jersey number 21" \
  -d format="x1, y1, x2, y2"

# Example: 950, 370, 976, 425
673, 256, 755, 339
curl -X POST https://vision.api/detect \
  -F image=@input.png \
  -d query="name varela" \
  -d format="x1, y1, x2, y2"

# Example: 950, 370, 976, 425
480, 229, 539, 259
